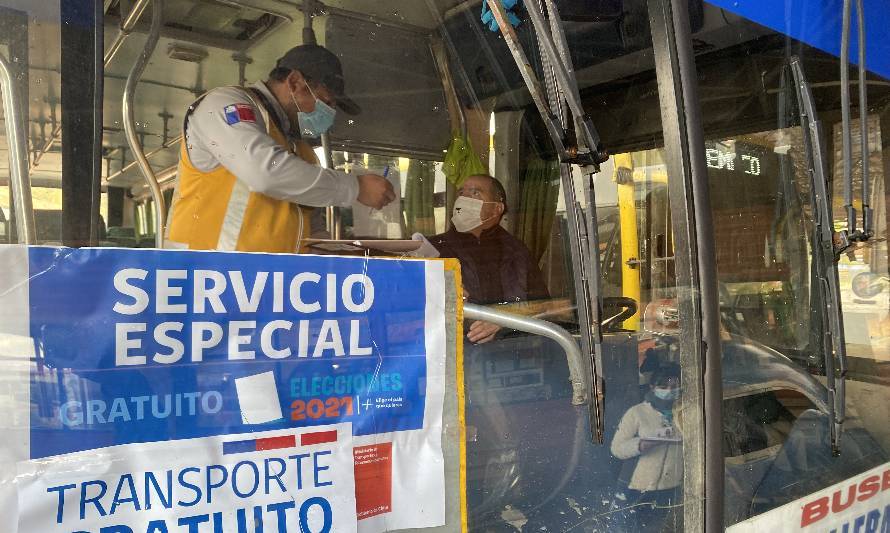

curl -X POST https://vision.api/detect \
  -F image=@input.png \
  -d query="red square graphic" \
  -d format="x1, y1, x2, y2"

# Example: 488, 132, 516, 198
353, 443, 393, 519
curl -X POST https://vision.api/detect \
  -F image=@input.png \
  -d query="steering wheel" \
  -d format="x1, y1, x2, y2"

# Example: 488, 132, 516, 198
602, 296, 638, 330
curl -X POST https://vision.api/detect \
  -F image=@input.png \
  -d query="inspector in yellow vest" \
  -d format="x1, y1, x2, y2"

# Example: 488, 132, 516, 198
166, 87, 314, 253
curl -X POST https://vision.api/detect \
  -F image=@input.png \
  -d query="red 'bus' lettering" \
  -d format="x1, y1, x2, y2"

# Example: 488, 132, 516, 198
801, 497, 830, 527
800, 469, 890, 527
858, 475, 881, 502
832, 485, 857, 513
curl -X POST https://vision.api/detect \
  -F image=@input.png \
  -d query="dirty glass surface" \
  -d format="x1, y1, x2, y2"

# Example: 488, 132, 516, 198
0, 1, 707, 532
692, 2, 890, 528
587, 5, 890, 528
434, 1, 705, 530
6, 0, 890, 531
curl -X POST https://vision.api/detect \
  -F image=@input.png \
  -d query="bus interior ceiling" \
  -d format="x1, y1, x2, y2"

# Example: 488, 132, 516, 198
2, 0, 888, 220
6, 0, 471, 204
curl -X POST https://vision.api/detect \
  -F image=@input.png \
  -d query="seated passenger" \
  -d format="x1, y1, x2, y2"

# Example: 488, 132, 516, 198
610, 363, 683, 531
414, 174, 550, 343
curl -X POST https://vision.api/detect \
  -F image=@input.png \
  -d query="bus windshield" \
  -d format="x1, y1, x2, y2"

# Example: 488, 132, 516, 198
0, 1, 889, 532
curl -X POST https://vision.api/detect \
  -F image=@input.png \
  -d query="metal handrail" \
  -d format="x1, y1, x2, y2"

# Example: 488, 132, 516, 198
123, 0, 166, 248
32, 0, 152, 171
105, 134, 183, 183
840, 0, 872, 240
129, 164, 177, 202
463, 303, 588, 405
105, 0, 151, 66
30, 126, 60, 169
0, 51, 35, 243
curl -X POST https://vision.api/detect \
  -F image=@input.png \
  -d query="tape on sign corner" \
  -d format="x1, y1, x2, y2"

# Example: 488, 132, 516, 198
449, 260, 468, 533
442, 258, 464, 323
457, 334, 468, 533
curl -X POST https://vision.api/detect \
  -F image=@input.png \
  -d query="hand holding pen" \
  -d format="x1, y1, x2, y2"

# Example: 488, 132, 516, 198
356, 164, 395, 210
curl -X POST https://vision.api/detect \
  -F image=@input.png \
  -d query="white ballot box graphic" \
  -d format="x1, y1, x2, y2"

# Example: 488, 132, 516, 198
235, 371, 284, 424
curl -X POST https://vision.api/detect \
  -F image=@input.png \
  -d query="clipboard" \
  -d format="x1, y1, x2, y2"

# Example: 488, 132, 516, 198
305, 239, 422, 254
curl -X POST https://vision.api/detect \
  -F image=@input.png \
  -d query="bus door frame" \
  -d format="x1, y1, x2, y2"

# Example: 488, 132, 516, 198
648, 0, 725, 531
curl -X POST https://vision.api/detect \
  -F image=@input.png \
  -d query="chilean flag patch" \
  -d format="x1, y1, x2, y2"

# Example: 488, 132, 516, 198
224, 103, 257, 125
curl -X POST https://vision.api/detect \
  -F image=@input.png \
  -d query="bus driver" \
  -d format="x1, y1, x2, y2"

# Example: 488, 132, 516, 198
413, 174, 550, 344
165, 44, 396, 253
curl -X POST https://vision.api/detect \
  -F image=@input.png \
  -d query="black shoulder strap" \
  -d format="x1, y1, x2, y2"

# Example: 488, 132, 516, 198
182, 92, 210, 141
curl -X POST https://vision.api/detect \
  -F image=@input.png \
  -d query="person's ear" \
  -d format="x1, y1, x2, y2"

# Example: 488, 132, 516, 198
286, 70, 305, 93
494, 201, 505, 217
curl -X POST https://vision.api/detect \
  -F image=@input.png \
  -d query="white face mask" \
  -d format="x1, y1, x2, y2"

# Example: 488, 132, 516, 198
451, 196, 498, 233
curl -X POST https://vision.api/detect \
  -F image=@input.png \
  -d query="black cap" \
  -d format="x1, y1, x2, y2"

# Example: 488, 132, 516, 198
275, 44, 360, 115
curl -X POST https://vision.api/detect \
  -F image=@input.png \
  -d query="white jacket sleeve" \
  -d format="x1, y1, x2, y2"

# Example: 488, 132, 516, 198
186, 87, 359, 208
611, 405, 642, 460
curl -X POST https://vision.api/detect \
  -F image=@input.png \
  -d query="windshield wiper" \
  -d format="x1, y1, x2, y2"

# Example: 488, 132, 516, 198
791, 57, 848, 456
485, 0, 609, 442
840, 0, 873, 242
485, 0, 608, 167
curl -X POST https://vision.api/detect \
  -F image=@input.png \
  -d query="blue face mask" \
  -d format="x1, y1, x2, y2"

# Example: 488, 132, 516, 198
653, 387, 680, 401
292, 82, 336, 138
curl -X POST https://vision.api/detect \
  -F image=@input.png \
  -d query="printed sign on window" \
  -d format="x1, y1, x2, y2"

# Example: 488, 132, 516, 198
0, 246, 455, 533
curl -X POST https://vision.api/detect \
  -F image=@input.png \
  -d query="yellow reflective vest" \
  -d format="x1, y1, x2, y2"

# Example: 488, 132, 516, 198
166, 88, 314, 253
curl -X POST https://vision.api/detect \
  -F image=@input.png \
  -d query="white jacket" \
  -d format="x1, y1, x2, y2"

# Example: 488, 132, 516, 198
185, 81, 359, 207
610, 401, 683, 492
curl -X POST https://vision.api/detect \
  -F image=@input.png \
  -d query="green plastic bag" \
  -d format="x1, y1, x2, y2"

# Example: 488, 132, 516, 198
442, 131, 488, 187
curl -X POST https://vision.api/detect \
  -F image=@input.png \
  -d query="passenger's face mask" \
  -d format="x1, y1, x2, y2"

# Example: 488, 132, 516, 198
452, 196, 499, 233
292, 80, 336, 138
653, 387, 680, 401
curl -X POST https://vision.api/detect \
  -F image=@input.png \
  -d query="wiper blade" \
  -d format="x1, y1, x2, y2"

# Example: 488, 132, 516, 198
485, 0, 608, 168
535, 0, 607, 444
485, 0, 607, 442
526, 0, 608, 166
840, 0, 873, 241
791, 57, 848, 456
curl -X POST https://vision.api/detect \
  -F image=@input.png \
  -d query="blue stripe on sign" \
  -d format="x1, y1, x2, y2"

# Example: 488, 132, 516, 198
222, 439, 255, 455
